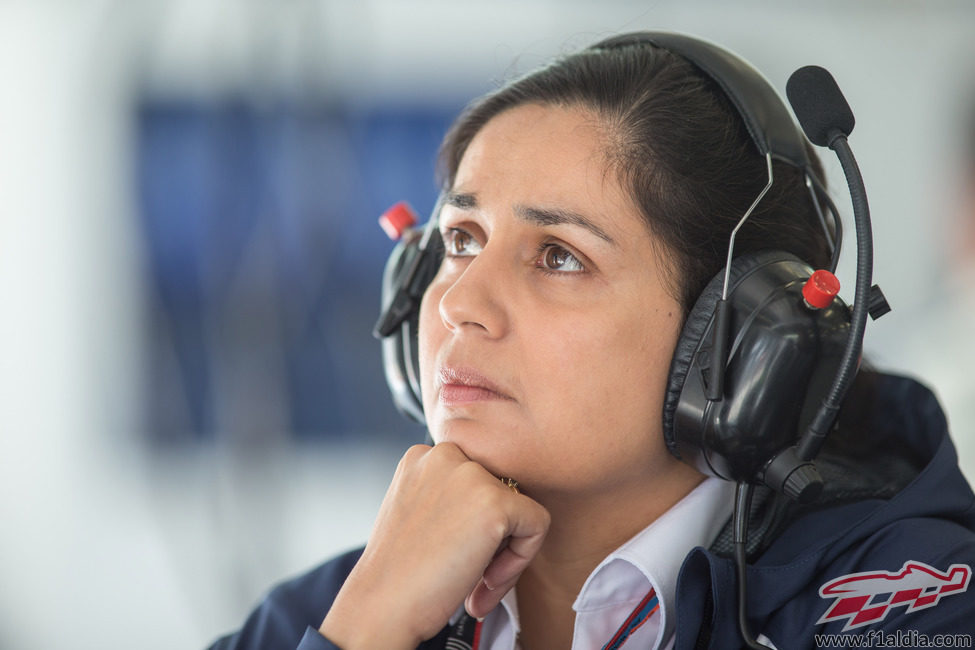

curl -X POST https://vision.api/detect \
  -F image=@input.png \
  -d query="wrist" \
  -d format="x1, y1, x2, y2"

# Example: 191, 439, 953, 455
319, 578, 425, 650
318, 611, 422, 650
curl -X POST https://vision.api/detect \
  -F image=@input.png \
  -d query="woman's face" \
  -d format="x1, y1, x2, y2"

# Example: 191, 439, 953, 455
418, 103, 686, 496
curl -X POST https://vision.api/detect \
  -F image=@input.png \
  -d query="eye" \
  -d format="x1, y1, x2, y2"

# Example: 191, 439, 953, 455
443, 227, 482, 257
537, 244, 586, 273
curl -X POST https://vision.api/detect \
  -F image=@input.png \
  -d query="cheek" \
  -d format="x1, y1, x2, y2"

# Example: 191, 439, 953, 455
530, 301, 681, 453
610, 306, 681, 423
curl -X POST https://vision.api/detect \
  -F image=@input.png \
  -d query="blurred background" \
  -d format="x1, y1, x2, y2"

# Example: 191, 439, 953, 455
2, 0, 975, 647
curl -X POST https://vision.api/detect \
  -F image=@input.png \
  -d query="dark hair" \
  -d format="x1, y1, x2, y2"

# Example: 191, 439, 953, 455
438, 41, 831, 314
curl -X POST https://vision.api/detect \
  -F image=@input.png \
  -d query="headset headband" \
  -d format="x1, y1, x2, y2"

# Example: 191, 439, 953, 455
593, 32, 812, 170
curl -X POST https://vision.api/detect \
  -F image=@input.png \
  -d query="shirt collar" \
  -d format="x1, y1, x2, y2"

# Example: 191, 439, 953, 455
572, 477, 736, 644
463, 477, 735, 649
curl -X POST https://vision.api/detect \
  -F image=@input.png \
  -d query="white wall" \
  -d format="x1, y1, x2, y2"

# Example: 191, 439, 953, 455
1, 1, 974, 647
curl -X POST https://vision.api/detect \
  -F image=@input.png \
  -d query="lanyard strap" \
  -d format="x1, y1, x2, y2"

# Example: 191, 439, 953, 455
442, 587, 658, 650
602, 588, 660, 650
445, 613, 482, 650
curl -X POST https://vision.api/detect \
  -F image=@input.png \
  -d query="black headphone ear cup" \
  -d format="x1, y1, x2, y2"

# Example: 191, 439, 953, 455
664, 250, 850, 482
380, 316, 424, 423
379, 229, 442, 423
379, 232, 421, 422
662, 250, 800, 458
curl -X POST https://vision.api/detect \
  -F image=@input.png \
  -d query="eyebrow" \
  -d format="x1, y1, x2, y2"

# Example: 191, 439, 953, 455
444, 191, 618, 247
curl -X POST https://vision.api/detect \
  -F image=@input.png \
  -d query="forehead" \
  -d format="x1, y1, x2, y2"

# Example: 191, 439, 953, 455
452, 104, 646, 240
457, 103, 611, 190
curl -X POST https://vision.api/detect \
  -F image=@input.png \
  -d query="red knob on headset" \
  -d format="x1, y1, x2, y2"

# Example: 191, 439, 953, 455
379, 201, 419, 241
802, 269, 841, 309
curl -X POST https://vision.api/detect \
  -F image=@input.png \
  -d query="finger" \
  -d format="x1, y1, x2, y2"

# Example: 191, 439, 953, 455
464, 496, 550, 618
469, 565, 525, 616
465, 578, 510, 620
485, 495, 549, 583
463, 546, 529, 618
481, 545, 531, 591
467, 543, 535, 616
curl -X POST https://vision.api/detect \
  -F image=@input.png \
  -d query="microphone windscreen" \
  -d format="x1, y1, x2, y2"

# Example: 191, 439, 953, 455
786, 66, 855, 146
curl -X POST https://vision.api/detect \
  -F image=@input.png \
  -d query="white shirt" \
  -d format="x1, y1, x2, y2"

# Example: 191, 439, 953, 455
468, 477, 736, 650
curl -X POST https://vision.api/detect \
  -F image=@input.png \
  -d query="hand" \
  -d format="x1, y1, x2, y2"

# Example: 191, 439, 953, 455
319, 442, 550, 649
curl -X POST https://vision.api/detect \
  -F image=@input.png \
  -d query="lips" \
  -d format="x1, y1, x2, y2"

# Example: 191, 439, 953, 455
438, 365, 514, 404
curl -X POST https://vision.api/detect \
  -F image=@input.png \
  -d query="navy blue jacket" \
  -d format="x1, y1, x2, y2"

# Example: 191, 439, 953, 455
210, 375, 975, 649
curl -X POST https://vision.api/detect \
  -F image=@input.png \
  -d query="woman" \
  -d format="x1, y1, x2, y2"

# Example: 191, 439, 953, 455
212, 33, 975, 649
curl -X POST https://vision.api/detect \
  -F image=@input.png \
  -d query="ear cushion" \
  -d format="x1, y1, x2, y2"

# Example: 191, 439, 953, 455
662, 250, 800, 457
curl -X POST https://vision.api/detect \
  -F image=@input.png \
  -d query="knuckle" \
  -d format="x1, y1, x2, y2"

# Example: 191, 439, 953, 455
431, 440, 464, 460
397, 444, 430, 472
477, 489, 510, 534
479, 508, 509, 541
404, 443, 431, 460
444, 458, 481, 490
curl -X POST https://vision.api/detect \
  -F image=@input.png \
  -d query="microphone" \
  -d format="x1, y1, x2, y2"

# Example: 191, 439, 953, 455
783, 64, 887, 470
786, 66, 855, 147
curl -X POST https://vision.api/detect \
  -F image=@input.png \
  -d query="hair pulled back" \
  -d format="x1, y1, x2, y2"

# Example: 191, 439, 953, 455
438, 40, 831, 314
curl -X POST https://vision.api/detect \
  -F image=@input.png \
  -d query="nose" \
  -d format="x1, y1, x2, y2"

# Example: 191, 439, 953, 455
437, 250, 510, 338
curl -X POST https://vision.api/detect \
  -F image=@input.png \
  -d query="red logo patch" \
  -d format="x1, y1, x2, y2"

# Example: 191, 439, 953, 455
817, 561, 971, 631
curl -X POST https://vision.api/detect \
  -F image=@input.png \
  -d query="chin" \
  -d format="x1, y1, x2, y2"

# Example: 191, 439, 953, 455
433, 418, 523, 476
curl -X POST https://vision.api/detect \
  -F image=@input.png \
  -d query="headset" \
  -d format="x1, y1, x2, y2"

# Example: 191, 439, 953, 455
373, 31, 888, 649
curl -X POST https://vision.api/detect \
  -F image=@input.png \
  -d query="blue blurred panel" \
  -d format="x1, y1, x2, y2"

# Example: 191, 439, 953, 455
135, 96, 459, 444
